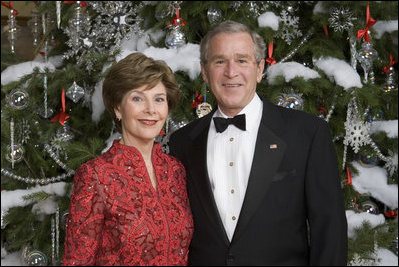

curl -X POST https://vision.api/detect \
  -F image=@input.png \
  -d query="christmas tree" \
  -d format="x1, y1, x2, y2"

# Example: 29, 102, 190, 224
1, 1, 397, 265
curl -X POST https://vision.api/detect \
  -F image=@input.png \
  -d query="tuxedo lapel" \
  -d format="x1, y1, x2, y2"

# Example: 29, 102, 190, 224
232, 100, 287, 243
187, 114, 230, 245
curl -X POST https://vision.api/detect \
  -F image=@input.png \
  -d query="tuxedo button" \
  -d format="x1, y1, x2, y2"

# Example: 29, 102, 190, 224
231, 189, 234, 194
227, 254, 234, 261
229, 162, 234, 166
229, 137, 234, 142
232, 216, 236, 220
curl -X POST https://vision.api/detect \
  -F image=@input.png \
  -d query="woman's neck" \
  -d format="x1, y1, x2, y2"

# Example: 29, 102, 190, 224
120, 137, 154, 161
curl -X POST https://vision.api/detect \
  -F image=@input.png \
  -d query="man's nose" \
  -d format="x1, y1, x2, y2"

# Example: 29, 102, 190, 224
224, 61, 238, 78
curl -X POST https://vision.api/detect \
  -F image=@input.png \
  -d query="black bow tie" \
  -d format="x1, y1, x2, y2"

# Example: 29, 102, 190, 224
213, 114, 246, 133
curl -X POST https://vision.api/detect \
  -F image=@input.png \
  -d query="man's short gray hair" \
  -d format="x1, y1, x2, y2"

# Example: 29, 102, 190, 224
200, 20, 266, 65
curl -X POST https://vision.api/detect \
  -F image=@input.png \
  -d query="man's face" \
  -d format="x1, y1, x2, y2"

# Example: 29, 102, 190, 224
201, 32, 265, 117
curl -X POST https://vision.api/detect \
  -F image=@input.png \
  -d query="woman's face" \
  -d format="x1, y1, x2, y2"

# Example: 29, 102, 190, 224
114, 82, 168, 147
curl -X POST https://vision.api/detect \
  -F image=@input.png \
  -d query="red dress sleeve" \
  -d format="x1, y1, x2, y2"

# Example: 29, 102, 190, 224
63, 163, 105, 266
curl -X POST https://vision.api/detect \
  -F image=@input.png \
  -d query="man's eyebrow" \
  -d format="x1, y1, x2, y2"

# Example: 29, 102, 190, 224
236, 53, 252, 59
209, 55, 226, 61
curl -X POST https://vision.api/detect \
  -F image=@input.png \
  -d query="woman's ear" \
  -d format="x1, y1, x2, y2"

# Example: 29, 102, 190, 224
114, 107, 121, 120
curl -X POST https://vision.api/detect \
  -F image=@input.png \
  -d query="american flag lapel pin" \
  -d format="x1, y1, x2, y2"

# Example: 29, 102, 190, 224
269, 144, 278, 149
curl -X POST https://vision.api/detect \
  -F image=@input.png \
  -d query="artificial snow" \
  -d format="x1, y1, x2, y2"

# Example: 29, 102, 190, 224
370, 120, 398, 138
351, 161, 398, 209
313, 57, 363, 90
373, 20, 398, 39
265, 61, 320, 84
1, 182, 67, 214
258, 11, 280, 31
345, 210, 386, 239
1, 60, 56, 86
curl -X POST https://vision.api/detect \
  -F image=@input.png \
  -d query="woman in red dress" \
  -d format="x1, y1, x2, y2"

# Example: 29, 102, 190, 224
63, 52, 193, 266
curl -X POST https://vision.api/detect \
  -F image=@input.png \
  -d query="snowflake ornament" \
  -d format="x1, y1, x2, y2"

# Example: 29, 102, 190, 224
343, 99, 372, 153
343, 120, 372, 153
276, 9, 302, 45
63, 1, 145, 71
328, 6, 356, 33
87, 1, 144, 52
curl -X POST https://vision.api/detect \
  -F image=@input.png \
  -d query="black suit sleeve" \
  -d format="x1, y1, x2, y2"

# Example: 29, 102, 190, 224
305, 121, 348, 265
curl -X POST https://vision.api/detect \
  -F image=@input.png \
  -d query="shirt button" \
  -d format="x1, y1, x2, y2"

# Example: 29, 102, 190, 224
229, 137, 234, 142
231, 189, 235, 194
229, 162, 234, 166
232, 216, 236, 220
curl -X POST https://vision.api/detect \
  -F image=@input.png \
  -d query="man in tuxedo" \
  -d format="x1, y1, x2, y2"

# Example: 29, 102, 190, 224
169, 20, 347, 266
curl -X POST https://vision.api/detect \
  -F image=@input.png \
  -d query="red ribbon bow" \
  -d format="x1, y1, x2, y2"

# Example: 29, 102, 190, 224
384, 210, 397, 218
356, 4, 377, 43
382, 54, 398, 73
166, 8, 186, 28
1, 1, 19, 15
266, 41, 276, 66
346, 167, 352, 185
51, 88, 70, 126
191, 91, 203, 108
63, 1, 87, 7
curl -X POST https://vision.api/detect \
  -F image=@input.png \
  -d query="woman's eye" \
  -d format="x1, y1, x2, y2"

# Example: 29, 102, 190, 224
132, 96, 142, 102
155, 97, 166, 102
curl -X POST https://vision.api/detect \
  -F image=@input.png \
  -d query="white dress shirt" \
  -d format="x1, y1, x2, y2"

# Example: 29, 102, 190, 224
207, 94, 263, 241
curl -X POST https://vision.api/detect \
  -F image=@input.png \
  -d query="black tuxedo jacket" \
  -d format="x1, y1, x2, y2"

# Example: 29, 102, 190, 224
169, 97, 347, 266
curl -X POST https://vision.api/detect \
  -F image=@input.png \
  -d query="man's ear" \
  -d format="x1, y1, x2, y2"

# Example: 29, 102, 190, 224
257, 59, 265, 83
201, 63, 209, 84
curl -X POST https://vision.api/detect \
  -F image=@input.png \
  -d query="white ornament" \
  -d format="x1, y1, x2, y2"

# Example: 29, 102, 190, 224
343, 99, 372, 153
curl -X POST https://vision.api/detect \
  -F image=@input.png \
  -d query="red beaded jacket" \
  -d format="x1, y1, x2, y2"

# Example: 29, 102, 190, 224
63, 140, 194, 266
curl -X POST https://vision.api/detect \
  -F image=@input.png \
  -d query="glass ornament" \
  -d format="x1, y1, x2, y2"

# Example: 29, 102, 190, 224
37, 106, 54, 119
6, 144, 24, 163
363, 108, 384, 122
356, 42, 378, 83
66, 81, 85, 103
276, 92, 304, 110
27, 11, 41, 47
358, 152, 379, 167
55, 123, 75, 142
165, 24, 186, 49
207, 5, 222, 24
25, 250, 48, 266
67, 2, 91, 48
6, 9, 21, 54
381, 67, 398, 93
7, 89, 29, 110
359, 200, 379, 215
